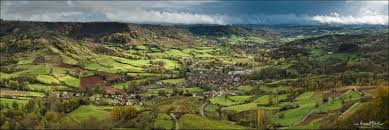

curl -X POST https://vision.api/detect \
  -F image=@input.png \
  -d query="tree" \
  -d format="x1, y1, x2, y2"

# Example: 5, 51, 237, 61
8, 80, 19, 90
20, 113, 39, 129
257, 109, 265, 129
20, 81, 29, 90
111, 106, 138, 121
47, 94, 59, 111
173, 88, 179, 96
45, 111, 63, 128
268, 96, 274, 106
0, 114, 5, 127
25, 99, 36, 113
59, 118, 80, 129
12, 102, 19, 110
158, 90, 166, 96
81, 116, 102, 129
1, 121, 10, 129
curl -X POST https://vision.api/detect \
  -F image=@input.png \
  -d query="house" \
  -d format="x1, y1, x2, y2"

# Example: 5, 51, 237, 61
126, 101, 133, 105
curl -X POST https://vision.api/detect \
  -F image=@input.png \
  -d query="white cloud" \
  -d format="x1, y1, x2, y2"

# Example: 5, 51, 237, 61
311, 14, 388, 25
0, 1, 230, 24
104, 10, 230, 24
312, 1, 388, 25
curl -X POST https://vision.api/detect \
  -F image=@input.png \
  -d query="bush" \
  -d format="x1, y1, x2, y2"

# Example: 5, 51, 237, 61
323, 97, 329, 103
278, 113, 285, 119
111, 106, 138, 121
279, 103, 299, 111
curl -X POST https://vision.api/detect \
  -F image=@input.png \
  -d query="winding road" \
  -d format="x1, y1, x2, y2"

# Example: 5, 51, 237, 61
291, 109, 315, 127
200, 101, 209, 117
170, 113, 179, 130
279, 108, 316, 129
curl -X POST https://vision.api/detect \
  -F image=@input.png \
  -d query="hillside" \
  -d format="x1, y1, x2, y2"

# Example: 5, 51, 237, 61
0, 21, 388, 129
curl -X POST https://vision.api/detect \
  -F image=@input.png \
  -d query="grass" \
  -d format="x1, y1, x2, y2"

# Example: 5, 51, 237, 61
153, 97, 201, 113
252, 95, 270, 105
237, 85, 254, 92
273, 103, 316, 126
164, 49, 192, 58
145, 88, 174, 95
146, 52, 168, 58
66, 105, 112, 122
221, 103, 258, 114
178, 114, 247, 129
0, 65, 52, 80
183, 87, 202, 93
29, 84, 72, 92
228, 35, 268, 45
0, 89, 45, 97
51, 67, 68, 78
261, 85, 289, 93
272, 92, 321, 127
153, 113, 174, 129
315, 90, 362, 113
36, 75, 61, 85
209, 96, 240, 107
156, 59, 181, 70
338, 102, 363, 120
61, 54, 79, 65
309, 48, 358, 62
144, 87, 202, 95
115, 59, 151, 67
83, 56, 144, 73
204, 103, 219, 113
127, 73, 163, 78
227, 96, 252, 103
251, 94, 288, 106
134, 45, 148, 50
338, 90, 362, 100
160, 78, 186, 84
58, 75, 80, 88
290, 117, 323, 129
113, 82, 128, 90
0, 98, 29, 106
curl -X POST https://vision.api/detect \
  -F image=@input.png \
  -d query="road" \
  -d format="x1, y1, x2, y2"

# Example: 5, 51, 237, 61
170, 113, 179, 130
279, 108, 315, 129
200, 101, 208, 117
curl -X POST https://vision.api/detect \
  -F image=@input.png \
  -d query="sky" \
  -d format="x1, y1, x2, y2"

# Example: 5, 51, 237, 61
1, 0, 388, 25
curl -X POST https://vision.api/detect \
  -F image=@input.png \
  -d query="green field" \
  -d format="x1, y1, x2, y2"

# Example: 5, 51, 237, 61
237, 85, 254, 92
315, 90, 362, 113
36, 75, 61, 85
272, 92, 321, 126
210, 96, 240, 107
0, 98, 29, 106
221, 103, 258, 114
252, 95, 270, 105
57, 75, 80, 88
66, 105, 112, 122
178, 114, 247, 129
29, 84, 73, 92
227, 96, 252, 103
153, 113, 174, 129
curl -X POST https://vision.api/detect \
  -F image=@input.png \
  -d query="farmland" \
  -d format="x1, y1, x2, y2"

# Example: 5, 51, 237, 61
0, 21, 388, 129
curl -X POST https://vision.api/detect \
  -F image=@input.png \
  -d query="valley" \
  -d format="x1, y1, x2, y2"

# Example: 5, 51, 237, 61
0, 21, 388, 129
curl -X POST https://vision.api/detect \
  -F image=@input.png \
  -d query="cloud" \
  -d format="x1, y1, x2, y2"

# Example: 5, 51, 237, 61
0, 1, 230, 24
104, 10, 230, 24
311, 1, 388, 25
311, 13, 388, 25
0, 1, 388, 25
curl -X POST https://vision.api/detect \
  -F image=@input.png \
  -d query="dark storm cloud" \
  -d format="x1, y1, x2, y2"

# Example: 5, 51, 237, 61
1, 1, 387, 25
